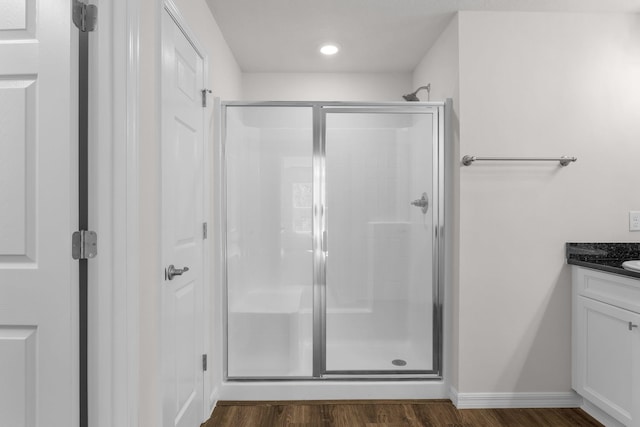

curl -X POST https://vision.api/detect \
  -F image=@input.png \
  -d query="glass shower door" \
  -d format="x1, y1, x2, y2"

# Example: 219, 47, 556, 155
322, 108, 439, 374
225, 105, 314, 378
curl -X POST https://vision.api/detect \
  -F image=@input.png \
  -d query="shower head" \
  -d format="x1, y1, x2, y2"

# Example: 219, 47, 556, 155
403, 84, 431, 102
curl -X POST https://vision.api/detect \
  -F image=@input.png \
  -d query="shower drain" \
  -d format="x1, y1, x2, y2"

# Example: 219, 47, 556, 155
391, 359, 407, 367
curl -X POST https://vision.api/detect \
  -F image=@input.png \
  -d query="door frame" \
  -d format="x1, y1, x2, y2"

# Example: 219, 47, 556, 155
159, 0, 212, 422
88, 1, 140, 426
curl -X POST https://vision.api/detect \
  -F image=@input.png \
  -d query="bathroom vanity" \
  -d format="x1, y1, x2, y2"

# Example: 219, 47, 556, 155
567, 243, 640, 427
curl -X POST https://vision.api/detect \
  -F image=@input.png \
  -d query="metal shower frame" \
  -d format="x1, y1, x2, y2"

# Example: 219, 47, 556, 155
217, 100, 448, 381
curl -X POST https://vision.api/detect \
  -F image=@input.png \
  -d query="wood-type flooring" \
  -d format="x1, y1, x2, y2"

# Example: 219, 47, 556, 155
203, 399, 603, 426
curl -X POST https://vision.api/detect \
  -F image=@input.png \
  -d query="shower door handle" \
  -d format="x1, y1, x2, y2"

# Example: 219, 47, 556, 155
166, 264, 189, 280
322, 230, 327, 253
411, 193, 429, 214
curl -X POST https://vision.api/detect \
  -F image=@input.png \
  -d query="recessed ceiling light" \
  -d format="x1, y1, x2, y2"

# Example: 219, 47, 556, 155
320, 44, 339, 55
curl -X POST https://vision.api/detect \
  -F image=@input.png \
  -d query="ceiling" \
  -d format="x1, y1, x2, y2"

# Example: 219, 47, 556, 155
205, 0, 640, 73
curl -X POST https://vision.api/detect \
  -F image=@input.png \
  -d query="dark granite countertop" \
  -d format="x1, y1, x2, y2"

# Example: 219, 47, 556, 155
566, 242, 640, 279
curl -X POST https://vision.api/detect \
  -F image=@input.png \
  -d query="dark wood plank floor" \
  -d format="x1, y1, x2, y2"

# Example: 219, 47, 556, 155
203, 400, 603, 427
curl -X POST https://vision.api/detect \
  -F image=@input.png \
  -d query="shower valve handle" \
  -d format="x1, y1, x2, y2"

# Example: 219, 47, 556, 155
411, 193, 429, 214
166, 264, 189, 280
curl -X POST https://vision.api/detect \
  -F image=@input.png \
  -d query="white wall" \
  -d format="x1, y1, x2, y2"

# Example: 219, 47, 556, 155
456, 11, 640, 393
242, 72, 412, 101
137, 3, 640, 415
412, 14, 460, 391
138, 0, 242, 425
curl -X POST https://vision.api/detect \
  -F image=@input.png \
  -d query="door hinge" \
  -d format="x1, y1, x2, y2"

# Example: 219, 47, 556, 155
201, 89, 212, 107
73, 0, 97, 32
203, 222, 208, 239
72, 230, 98, 260
202, 354, 208, 371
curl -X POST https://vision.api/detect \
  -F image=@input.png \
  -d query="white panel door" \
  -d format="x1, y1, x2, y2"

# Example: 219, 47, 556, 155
0, 0, 77, 426
161, 7, 205, 427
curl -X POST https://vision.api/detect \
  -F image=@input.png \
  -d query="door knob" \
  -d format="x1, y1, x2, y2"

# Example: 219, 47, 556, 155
411, 192, 429, 214
166, 264, 189, 280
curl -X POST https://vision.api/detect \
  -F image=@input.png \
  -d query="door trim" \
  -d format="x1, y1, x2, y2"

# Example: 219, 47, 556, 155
164, 0, 207, 58
89, 1, 140, 426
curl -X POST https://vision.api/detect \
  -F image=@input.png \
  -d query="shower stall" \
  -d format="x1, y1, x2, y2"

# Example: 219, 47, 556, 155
216, 101, 446, 386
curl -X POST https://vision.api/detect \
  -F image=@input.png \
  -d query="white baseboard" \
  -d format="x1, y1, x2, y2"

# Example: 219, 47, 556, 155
581, 399, 626, 427
450, 387, 582, 409
208, 387, 218, 412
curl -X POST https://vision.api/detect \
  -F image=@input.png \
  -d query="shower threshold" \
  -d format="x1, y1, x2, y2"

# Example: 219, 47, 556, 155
227, 374, 442, 382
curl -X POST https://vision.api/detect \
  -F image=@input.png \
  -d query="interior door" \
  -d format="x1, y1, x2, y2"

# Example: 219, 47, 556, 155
0, 0, 78, 426
322, 108, 438, 374
161, 7, 206, 427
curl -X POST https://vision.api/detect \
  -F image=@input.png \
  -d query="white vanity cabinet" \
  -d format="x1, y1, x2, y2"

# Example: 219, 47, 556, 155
572, 266, 640, 427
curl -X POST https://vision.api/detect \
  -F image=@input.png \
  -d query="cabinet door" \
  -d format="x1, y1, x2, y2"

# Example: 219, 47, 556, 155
575, 296, 640, 426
